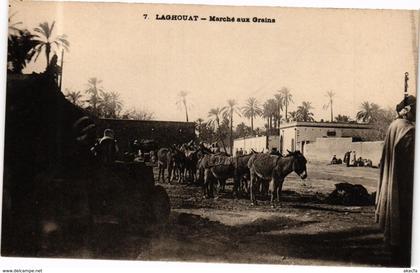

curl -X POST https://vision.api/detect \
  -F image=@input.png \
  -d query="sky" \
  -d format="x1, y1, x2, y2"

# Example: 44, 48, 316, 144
8, 1, 419, 128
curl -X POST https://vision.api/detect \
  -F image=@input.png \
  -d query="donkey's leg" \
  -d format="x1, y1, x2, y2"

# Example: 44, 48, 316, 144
181, 167, 186, 184
176, 166, 181, 183
219, 178, 226, 193
157, 165, 161, 182
204, 169, 212, 198
232, 173, 240, 198
192, 168, 197, 185
276, 180, 284, 204
202, 169, 208, 198
250, 172, 257, 206
168, 163, 174, 182
269, 178, 276, 208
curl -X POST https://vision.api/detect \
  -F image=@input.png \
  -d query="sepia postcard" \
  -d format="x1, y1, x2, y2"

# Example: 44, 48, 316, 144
1, 0, 419, 271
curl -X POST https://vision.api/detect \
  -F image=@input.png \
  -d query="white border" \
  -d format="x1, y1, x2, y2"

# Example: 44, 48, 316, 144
1, 1, 419, 273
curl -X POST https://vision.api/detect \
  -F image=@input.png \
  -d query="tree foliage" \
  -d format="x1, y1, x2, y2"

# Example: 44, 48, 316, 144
296, 101, 315, 122
7, 29, 39, 73
358, 107, 396, 141
356, 101, 381, 123
121, 107, 155, 120
176, 91, 189, 122
221, 99, 241, 153
31, 21, 69, 68
323, 90, 335, 122
335, 114, 351, 122
242, 97, 263, 134
278, 87, 293, 122
64, 89, 83, 107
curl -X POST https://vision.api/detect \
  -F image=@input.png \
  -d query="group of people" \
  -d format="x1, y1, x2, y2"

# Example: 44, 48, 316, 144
330, 151, 373, 167
343, 150, 357, 166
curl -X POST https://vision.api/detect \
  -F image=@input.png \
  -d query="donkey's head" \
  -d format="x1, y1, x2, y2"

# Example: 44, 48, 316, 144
287, 150, 307, 179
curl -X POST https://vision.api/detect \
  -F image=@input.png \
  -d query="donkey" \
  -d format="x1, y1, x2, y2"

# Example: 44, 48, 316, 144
170, 145, 185, 183
247, 150, 307, 207
198, 153, 234, 198
157, 148, 174, 183
232, 153, 255, 197
199, 152, 256, 199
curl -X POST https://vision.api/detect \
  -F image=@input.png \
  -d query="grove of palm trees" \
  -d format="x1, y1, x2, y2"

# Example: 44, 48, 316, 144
196, 87, 395, 150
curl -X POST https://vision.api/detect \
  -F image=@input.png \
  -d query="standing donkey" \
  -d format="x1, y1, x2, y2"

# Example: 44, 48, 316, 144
247, 150, 307, 207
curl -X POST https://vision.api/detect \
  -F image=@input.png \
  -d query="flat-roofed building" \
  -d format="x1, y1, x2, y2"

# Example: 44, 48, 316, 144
279, 121, 372, 154
233, 121, 373, 155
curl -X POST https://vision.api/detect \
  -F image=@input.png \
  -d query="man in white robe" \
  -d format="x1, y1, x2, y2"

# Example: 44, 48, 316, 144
375, 95, 416, 267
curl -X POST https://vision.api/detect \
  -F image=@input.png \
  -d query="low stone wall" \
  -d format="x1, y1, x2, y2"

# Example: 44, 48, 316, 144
304, 138, 383, 166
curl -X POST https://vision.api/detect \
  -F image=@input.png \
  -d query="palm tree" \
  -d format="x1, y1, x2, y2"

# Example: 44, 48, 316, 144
222, 99, 241, 153
85, 77, 103, 116
242, 97, 262, 135
279, 87, 293, 122
262, 100, 272, 130
109, 91, 123, 118
274, 93, 283, 128
263, 99, 278, 132
31, 21, 69, 68
323, 90, 335, 122
208, 107, 227, 153
288, 110, 298, 122
335, 114, 351, 122
296, 101, 315, 122
356, 101, 381, 123
65, 89, 83, 106
121, 107, 154, 120
176, 91, 189, 122
8, 13, 22, 35
99, 91, 123, 118
7, 29, 39, 73
99, 91, 111, 117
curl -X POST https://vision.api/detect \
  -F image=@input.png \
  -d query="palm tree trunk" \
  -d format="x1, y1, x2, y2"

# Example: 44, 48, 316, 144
330, 101, 333, 122
251, 109, 254, 135
216, 119, 228, 154
46, 43, 51, 67
183, 102, 189, 122
230, 110, 233, 153
278, 103, 282, 152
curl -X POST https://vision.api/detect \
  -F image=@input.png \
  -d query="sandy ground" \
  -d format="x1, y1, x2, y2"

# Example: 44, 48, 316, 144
30, 162, 390, 267
130, 162, 389, 267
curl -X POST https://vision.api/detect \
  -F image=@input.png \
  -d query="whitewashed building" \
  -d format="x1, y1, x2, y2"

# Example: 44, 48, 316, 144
233, 121, 373, 155
279, 121, 372, 154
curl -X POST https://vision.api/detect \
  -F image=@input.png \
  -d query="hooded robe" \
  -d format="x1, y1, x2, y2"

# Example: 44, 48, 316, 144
375, 118, 415, 265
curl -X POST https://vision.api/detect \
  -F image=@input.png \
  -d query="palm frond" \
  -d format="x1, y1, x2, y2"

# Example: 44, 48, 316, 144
32, 44, 44, 62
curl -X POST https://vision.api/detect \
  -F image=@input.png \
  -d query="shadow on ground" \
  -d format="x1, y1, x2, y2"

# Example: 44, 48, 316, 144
137, 212, 389, 266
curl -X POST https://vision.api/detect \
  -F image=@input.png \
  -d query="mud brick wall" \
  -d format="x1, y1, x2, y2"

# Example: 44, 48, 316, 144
96, 118, 196, 153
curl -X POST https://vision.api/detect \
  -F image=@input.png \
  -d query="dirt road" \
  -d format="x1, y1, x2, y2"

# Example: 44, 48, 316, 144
39, 162, 389, 267
131, 162, 389, 266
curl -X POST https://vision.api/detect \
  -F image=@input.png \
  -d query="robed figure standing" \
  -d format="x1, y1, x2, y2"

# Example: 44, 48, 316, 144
375, 95, 416, 267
